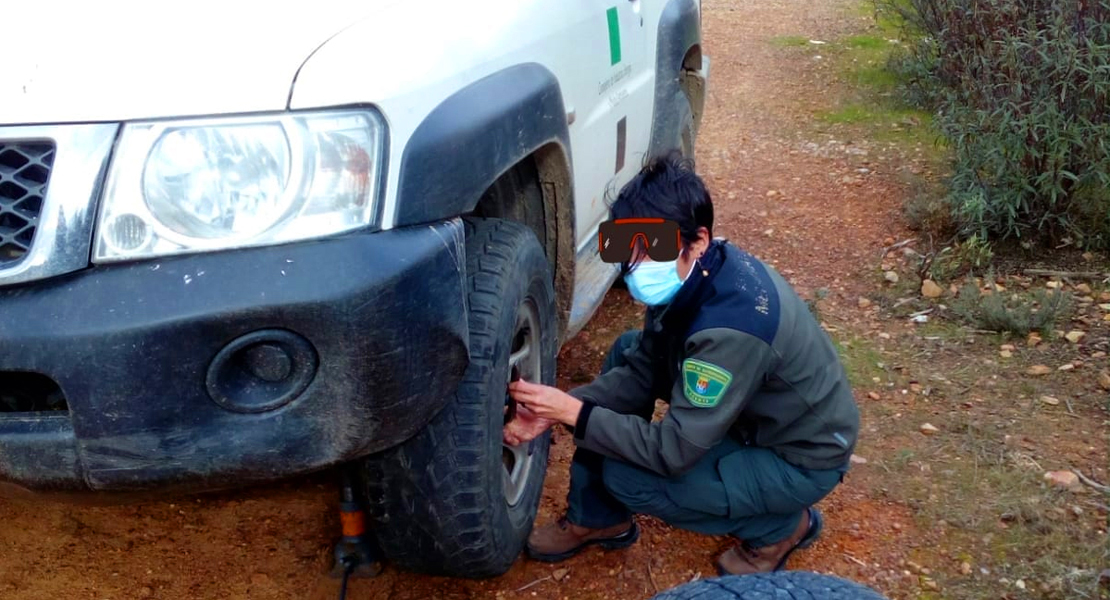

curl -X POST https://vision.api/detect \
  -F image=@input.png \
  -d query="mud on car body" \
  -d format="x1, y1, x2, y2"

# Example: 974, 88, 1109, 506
0, 0, 708, 576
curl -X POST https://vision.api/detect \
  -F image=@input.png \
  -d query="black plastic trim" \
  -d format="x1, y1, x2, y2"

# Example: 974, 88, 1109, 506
394, 63, 570, 226
648, 0, 702, 157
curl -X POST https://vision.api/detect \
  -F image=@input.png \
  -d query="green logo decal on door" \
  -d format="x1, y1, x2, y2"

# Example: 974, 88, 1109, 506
606, 7, 622, 66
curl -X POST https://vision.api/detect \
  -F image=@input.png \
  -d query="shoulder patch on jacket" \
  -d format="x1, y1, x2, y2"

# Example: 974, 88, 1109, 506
682, 359, 734, 408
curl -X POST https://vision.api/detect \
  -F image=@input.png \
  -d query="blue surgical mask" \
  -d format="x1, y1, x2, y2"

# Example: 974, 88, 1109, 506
624, 259, 691, 306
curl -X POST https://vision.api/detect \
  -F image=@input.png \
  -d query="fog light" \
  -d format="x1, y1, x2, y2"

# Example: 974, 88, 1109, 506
206, 330, 317, 413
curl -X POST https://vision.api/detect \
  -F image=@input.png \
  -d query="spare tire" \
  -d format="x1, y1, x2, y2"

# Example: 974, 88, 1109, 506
649, 572, 890, 600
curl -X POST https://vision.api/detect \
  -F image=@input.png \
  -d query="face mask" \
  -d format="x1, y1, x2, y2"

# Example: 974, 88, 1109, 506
624, 259, 691, 306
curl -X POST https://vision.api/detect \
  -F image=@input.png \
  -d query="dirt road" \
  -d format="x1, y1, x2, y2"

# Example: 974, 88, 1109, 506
1, 1, 927, 598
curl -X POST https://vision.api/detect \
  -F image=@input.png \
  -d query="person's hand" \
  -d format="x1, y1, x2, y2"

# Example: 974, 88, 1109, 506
508, 380, 583, 426
503, 404, 556, 446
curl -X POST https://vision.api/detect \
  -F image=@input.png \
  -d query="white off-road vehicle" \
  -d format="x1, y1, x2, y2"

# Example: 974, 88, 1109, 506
0, 0, 707, 576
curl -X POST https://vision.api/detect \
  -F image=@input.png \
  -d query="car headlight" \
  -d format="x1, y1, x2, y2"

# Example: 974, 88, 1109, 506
94, 110, 385, 262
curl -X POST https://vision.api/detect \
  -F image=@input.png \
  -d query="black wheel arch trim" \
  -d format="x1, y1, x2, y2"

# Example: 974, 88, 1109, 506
649, 0, 703, 158
394, 63, 572, 227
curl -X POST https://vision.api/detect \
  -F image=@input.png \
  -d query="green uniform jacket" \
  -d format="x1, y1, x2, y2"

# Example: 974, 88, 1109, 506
570, 240, 860, 476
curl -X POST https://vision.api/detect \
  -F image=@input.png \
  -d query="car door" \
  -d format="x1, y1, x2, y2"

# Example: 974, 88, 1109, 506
570, 0, 654, 251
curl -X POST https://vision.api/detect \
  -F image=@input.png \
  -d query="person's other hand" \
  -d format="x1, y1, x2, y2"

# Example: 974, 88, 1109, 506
503, 404, 556, 446
508, 380, 583, 426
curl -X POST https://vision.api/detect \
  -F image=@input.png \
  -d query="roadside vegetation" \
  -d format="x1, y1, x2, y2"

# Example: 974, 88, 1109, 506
773, 2, 1110, 598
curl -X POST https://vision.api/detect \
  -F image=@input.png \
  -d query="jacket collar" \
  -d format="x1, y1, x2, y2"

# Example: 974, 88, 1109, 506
646, 239, 727, 332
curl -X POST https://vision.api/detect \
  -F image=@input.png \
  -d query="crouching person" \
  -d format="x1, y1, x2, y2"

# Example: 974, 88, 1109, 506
504, 155, 860, 575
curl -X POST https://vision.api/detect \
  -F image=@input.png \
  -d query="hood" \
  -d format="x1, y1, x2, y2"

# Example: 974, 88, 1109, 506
0, 2, 396, 126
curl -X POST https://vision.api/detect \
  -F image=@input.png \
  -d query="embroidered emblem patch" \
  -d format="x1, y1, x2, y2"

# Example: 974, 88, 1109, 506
682, 359, 733, 408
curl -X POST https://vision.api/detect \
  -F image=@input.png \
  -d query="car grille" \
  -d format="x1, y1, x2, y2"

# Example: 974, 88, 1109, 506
0, 142, 55, 268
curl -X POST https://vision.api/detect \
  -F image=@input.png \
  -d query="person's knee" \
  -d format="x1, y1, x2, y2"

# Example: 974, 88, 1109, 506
601, 330, 642, 374
600, 459, 663, 512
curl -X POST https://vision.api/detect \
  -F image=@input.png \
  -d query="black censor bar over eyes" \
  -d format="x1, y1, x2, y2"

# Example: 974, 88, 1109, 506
598, 218, 682, 264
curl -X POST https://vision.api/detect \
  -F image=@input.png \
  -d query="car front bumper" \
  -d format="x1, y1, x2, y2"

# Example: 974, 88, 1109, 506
0, 219, 469, 495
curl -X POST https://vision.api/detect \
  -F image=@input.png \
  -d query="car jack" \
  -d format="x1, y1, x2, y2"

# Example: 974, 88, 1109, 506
332, 466, 383, 599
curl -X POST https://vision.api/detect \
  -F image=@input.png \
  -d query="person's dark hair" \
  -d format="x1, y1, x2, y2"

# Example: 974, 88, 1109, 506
608, 152, 714, 248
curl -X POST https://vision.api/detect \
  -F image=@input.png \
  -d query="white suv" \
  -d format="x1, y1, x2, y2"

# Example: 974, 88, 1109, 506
0, 0, 707, 576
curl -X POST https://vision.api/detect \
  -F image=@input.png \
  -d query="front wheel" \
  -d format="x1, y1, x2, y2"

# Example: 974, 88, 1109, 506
361, 218, 556, 577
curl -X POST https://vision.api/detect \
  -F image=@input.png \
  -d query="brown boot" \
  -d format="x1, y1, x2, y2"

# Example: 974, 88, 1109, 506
526, 517, 639, 562
716, 507, 823, 575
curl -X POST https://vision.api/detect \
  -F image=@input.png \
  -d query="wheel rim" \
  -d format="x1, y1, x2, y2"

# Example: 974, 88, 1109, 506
503, 298, 541, 507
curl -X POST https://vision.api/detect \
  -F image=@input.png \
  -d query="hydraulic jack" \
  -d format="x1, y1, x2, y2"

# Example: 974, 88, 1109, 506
331, 465, 383, 599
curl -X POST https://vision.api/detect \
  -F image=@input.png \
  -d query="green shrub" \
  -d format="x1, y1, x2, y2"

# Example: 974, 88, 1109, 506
950, 280, 1072, 336
876, 0, 1110, 250
903, 176, 957, 237
929, 235, 994, 282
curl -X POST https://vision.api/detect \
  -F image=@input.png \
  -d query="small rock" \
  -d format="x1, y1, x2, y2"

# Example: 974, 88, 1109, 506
878, 332, 892, 340
1065, 330, 1086, 344
883, 236, 896, 246
1040, 396, 1060, 406
922, 579, 939, 591
884, 271, 900, 284
766, 190, 779, 197
1076, 283, 1093, 295
999, 350, 1013, 358
920, 423, 940, 435
1000, 344, 1016, 352
868, 392, 881, 400
1046, 281, 1062, 289
1044, 470, 1080, 491
553, 568, 570, 582
858, 297, 872, 308
1099, 370, 1110, 391
921, 279, 944, 298
1102, 292, 1110, 302
1027, 333, 1042, 347
1027, 365, 1052, 376
1016, 579, 1026, 590
960, 562, 972, 576
1099, 304, 1110, 312
1058, 363, 1076, 372
763, 228, 774, 237
850, 454, 868, 465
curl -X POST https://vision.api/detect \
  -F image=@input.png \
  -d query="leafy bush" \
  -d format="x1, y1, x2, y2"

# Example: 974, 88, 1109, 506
902, 176, 957, 237
928, 234, 994, 282
877, 0, 1110, 249
950, 280, 1072, 336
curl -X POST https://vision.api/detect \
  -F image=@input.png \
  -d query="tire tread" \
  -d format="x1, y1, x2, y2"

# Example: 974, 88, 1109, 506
362, 218, 555, 577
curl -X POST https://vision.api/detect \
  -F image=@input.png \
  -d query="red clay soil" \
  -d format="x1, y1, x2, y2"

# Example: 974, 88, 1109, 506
0, 1, 926, 598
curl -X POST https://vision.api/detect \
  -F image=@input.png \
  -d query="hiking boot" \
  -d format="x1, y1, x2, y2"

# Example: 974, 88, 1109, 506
526, 517, 639, 562
716, 507, 823, 576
